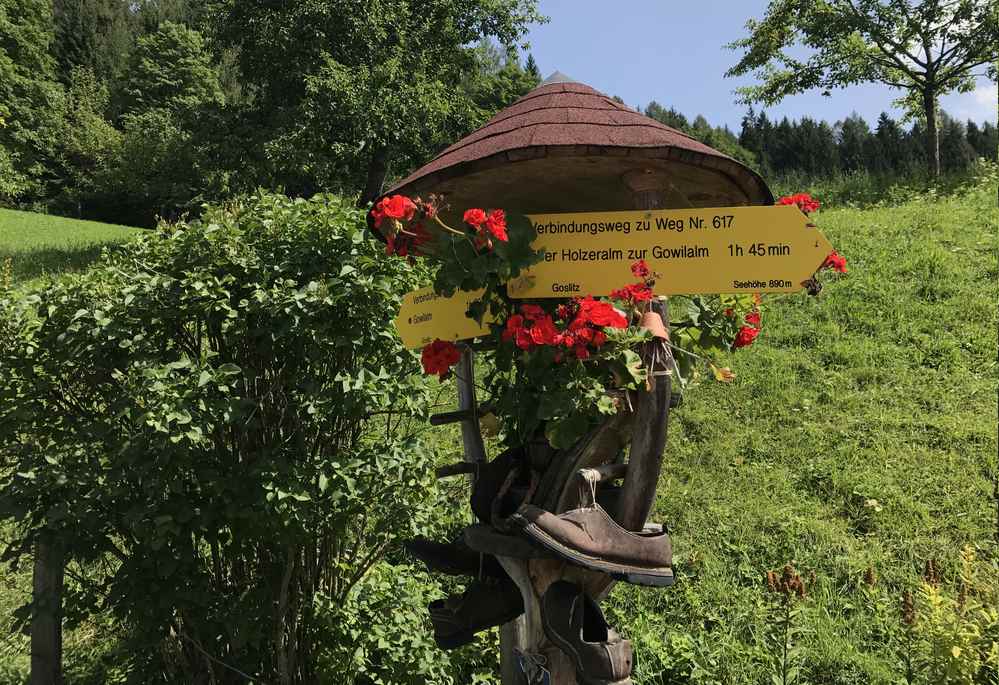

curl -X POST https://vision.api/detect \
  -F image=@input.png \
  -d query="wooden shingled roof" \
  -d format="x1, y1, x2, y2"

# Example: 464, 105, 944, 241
373, 75, 772, 220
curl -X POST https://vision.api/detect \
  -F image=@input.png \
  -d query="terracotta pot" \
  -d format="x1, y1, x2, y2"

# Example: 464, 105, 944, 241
639, 311, 669, 340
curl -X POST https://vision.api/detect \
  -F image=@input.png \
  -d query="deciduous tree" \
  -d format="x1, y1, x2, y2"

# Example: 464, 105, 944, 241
207, 0, 543, 204
727, 0, 999, 176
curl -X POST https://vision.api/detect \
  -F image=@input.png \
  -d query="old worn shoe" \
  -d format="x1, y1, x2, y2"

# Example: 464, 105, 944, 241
428, 578, 524, 650
511, 503, 674, 587
542, 581, 633, 685
403, 537, 507, 580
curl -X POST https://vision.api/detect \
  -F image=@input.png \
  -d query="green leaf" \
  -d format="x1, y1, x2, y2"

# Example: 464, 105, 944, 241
545, 413, 591, 450
217, 363, 241, 376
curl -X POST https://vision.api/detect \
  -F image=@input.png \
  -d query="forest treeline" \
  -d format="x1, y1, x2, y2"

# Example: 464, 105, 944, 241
642, 103, 998, 179
1, 0, 996, 228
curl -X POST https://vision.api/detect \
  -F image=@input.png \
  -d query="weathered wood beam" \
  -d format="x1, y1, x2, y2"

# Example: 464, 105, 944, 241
455, 348, 528, 684
616, 171, 673, 532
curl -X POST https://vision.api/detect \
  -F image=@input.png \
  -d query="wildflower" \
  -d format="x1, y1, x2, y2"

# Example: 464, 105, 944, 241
901, 591, 916, 626
863, 567, 877, 587
421, 339, 461, 378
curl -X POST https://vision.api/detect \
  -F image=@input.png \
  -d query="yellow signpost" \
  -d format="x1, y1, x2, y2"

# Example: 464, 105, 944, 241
506, 205, 833, 298
395, 205, 834, 347
395, 286, 491, 349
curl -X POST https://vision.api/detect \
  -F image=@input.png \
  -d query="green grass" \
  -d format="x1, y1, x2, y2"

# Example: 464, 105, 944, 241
0, 209, 142, 285
605, 177, 998, 684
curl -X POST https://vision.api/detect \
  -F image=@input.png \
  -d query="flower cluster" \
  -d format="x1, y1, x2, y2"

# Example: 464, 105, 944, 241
732, 306, 762, 350
372, 194, 439, 257
777, 192, 821, 215
610, 259, 656, 305
501, 297, 627, 360
822, 250, 848, 273
420, 339, 462, 378
463, 208, 508, 250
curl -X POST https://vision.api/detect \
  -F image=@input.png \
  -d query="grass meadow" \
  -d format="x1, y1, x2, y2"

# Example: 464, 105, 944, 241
604, 172, 998, 683
0, 172, 996, 682
0, 209, 142, 286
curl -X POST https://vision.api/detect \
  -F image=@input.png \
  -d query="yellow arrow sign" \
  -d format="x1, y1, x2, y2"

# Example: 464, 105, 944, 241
505, 205, 833, 298
395, 286, 491, 349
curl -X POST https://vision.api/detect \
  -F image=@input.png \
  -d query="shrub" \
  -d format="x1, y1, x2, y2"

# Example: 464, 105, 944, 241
0, 192, 442, 682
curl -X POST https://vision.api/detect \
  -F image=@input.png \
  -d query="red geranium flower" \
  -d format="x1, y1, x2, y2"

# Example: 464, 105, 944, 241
575, 297, 628, 328
777, 193, 821, 215
529, 316, 559, 346
421, 339, 461, 378
502, 314, 525, 342
822, 250, 848, 273
385, 222, 432, 258
631, 259, 650, 279
520, 304, 546, 321
732, 326, 760, 349
745, 311, 761, 329
383, 195, 417, 221
592, 330, 607, 347
610, 283, 653, 304
463, 208, 487, 228
515, 328, 534, 350
485, 209, 508, 242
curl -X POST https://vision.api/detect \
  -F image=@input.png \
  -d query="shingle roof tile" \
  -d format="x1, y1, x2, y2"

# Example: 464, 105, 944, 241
388, 81, 740, 193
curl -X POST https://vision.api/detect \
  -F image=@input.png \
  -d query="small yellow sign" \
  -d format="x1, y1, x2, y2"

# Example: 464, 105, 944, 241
395, 286, 491, 349
506, 205, 833, 298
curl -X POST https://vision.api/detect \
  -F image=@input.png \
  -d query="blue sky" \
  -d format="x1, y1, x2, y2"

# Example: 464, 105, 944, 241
524, 0, 997, 130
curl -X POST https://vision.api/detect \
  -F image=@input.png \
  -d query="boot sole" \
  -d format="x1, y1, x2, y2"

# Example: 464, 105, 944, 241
516, 518, 675, 588
541, 608, 632, 685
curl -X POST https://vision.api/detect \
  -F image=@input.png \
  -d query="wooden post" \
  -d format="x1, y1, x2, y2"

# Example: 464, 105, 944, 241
455, 348, 527, 684
455, 347, 486, 467
31, 536, 63, 685
618, 169, 673, 532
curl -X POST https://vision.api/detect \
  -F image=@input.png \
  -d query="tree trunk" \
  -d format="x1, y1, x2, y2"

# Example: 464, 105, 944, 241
31, 537, 63, 685
357, 148, 389, 208
923, 87, 940, 177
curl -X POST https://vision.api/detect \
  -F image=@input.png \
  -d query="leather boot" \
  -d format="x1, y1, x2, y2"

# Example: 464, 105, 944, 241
542, 580, 633, 685
428, 578, 524, 649
404, 537, 507, 580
